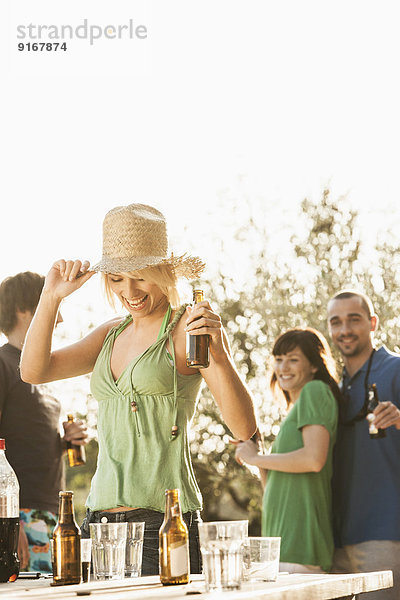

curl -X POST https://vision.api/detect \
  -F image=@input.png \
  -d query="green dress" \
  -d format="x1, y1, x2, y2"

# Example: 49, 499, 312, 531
86, 304, 203, 514
262, 380, 338, 572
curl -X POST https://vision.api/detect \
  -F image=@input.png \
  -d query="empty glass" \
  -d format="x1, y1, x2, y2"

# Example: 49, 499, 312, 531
125, 522, 145, 577
243, 536, 281, 582
89, 522, 127, 580
198, 520, 248, 592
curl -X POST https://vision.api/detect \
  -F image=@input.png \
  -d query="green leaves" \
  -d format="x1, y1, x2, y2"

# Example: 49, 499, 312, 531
192, 187, 400, 531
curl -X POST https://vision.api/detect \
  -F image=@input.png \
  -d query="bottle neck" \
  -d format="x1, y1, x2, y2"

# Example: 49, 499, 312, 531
165, 490, 182, 519
193, 290, 204, 304
58, 496, 76, 524
0, 449, 10, 465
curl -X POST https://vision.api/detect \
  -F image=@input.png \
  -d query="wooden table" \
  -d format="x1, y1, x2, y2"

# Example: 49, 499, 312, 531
0, 571, 393, 600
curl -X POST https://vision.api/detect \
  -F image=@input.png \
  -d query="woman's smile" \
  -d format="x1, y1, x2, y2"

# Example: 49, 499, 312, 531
107, 274, 168, 317
274, 347, 317, 400
123, 294, 148, 310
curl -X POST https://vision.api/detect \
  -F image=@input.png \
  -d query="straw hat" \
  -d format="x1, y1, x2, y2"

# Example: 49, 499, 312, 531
91, 203, 205, 279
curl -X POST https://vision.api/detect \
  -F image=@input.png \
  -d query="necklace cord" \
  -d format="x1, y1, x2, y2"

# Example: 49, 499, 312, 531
341, 349, 376, 426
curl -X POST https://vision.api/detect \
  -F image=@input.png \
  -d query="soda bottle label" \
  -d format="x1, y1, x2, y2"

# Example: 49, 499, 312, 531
0, 495, 19, 517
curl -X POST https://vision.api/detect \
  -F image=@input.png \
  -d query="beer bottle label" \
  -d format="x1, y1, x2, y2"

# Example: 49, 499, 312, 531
170, 542, 189, 577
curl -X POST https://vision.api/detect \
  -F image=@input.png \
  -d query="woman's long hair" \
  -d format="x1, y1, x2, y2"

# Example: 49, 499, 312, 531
270, 327, 342, 406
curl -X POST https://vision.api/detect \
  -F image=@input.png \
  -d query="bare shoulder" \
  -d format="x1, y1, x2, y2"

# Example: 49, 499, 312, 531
99, 316, 127, 336
172, 306, 189, 338
80, 316, 124, 344
169, 305, 195, 375
55, 316, 127, 363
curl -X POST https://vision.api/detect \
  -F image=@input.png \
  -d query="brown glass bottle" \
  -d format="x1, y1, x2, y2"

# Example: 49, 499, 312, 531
186, 289, 210, 368
66, 415, 86, 467
51, 491, 81, 586
367, 384, 386, 439
159, 489, 189, 585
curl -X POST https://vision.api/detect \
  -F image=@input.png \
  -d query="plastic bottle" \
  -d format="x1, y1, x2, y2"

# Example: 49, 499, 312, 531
0, 438, 20, 583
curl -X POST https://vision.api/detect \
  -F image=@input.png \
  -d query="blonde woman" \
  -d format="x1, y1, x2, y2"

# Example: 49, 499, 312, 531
21, 203, 256, 575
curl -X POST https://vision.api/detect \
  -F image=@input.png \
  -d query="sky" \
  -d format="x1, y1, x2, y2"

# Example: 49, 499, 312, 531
1, 0, 399, 410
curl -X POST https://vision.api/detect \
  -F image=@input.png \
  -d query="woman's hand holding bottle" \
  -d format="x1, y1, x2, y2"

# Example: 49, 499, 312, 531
185, 301, 226, 361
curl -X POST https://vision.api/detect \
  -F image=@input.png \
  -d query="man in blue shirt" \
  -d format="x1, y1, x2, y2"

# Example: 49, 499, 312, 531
328, 290, 400, 599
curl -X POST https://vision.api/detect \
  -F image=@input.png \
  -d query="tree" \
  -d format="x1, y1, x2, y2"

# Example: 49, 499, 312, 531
191, 188, 400, 531
67, 188, 400, 531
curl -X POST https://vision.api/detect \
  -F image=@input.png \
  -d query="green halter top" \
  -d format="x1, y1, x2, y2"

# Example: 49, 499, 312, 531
86, 305, 203, 513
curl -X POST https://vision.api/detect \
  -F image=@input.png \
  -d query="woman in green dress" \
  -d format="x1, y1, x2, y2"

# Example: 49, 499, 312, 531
21, 203, 257, 575
235, 328, 341, 573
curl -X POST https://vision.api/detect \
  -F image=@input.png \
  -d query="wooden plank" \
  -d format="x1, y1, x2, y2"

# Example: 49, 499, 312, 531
0, 571, 393, 600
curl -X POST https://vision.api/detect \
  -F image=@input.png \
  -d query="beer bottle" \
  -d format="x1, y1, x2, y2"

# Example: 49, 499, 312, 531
186, 289, 210, 369
159, 489, 190, 585
66, 415, 86, 467
52, 491, 81, 586
367, 384, 386, 439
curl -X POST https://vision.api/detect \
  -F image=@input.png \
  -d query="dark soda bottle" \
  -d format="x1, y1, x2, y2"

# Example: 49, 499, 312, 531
0, 438, 20, 583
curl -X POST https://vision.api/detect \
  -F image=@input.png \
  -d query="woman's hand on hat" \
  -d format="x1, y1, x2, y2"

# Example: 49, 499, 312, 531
185, 301, 225, 357
44, 259, 94, 300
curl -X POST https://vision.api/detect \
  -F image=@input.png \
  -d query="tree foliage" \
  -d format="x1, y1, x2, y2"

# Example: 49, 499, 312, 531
67, 189, 400, 532
190, 188, 400, 532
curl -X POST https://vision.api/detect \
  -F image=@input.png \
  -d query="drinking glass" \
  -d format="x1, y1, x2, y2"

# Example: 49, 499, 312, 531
125, 522, 145, 577
89, 522, 127, 580
198, 520, 248, 592
80, 538, 92, 583
243, 536, 281, 582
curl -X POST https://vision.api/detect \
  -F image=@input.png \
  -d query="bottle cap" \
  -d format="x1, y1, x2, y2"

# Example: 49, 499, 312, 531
0, 439, 5, 450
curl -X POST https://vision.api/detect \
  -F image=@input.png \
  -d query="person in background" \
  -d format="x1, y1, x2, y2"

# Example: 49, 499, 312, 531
0, 272, 87, 573
328, 290, 400, 600
20, 203, 257, 575
235, 328, 340, 573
